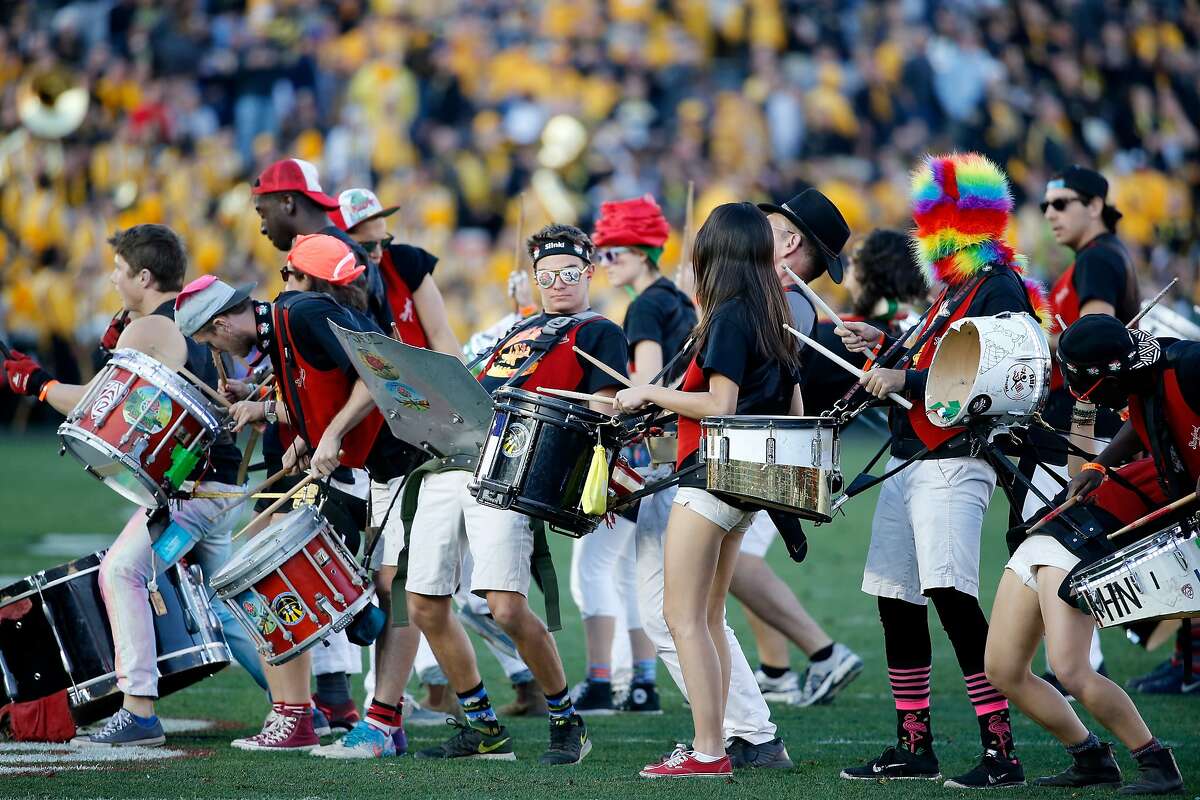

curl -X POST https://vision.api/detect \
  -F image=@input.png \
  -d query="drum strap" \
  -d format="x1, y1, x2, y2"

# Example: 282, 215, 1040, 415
387, 453, 563, 632
607, 464, 705, 512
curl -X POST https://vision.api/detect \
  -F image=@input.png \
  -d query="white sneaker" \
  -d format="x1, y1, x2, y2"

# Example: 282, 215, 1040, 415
312, 720, 396, 759
790, 643, 864, 707
754, 668, 800, 703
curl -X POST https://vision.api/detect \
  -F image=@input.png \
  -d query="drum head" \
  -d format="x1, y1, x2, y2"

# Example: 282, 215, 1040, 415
59, 426, 162, 507
926, 322, 980, 425
211, 506, 328, 595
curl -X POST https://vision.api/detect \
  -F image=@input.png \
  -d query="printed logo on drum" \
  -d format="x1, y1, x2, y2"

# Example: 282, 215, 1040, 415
121, 387, 174, 434
271, 592, 306, 626
358, 349, 400, 380
968, 395, 992, 416
89, 379, 127, 425
502, 422, 532, 458
1004, 363, 1036, 401
240, 594, 277, 635
1183, 584, 1195, 601
384, 380, 430, 412
1189, 425, 1200, 450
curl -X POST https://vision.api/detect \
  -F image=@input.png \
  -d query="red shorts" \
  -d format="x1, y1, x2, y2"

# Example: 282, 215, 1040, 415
1084, 458, 1168, 527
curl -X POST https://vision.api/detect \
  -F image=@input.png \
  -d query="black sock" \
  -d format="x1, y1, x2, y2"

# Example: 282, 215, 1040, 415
879, 598, 934, 755
759, 664, 790, 679
896, 708, 933, 755
810, 644, 835, 663
977, 707, 1015, 759
315, 671, 350, 706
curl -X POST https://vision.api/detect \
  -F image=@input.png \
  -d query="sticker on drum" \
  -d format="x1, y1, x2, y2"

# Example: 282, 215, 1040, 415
502, 422, 531, 458
238, 592, 277, 635
357, 349, 399, 380
384, 380, 430, 412
968, 395, 992, 415
89, 379, 126, 425
122, 387, 173, 434
271, 592, 305, 626
1004, 363, 1036, 401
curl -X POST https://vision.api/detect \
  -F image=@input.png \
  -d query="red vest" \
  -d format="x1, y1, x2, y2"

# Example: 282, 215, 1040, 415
676, 357, 707, 468
480, 314, 603, 395
905, 280, 988, 449
380, 249, 429, 349
272, 298, 384, 468
1048, 263, 1079, 391
1127, 368, 1200, 484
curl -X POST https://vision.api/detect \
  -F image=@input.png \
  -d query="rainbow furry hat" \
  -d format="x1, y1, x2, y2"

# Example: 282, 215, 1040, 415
910, 152, 1048, 319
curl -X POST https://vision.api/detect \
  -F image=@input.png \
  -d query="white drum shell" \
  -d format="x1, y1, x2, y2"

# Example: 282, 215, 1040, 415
1071, 527, 1200, 629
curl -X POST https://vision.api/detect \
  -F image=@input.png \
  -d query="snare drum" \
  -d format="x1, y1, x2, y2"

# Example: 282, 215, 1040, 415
471, 387, 627, 537
210, 506, 374, 665
0, 551, 230, 725
59, 349, 223, 508
925, 312, 1050, 429
700, 416, 840, 523
1069, 522, 1200, 628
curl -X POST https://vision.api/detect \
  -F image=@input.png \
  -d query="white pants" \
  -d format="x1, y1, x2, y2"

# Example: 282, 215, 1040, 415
636, 478, 777, 745
569, 515, 641, 629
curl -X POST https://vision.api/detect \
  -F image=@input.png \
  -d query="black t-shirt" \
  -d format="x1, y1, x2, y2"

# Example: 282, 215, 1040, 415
268, 291, 424, 482
385, 242, 437, 292
478, 311, 629, 396
623, 277, 698, 380
1074, 233, 1136, 324
152, 300, 242, 484
890, 268, 1036, 458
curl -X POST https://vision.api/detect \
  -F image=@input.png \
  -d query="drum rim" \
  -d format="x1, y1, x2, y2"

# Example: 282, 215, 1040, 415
210, 507, 348, 595
700, 415, 839, 430
105, 348, 224, 432
57, 424, 165, 507
493, 385, 614, 426
1071, 528, 1198, 581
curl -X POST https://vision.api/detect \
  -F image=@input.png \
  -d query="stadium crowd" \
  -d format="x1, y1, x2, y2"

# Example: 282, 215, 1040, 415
1, 0, 1199, 413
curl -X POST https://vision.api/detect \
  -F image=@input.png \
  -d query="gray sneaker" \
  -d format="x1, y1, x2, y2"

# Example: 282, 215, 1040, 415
754, 668, 800, 703
404, 696, 456, 727
72, 708, 166, 747
457, 604, 519, 661
728, 736, 794, 769
791, 643, 864, 707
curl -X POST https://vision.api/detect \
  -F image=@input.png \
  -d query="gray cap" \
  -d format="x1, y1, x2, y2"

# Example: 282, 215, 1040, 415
174, 275, 256, 337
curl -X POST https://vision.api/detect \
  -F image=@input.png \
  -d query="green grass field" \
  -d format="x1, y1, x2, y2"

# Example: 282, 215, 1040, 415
0, 431, 1195, 799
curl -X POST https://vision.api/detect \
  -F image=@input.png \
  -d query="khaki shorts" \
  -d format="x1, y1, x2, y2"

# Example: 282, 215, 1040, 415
673, 487, 756, 534
1005, 534, 1080, 592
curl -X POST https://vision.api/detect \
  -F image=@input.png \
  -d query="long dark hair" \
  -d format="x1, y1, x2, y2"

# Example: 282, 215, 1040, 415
306, 273, 370, 312
850, 229, 929, 318
691, 202, 798, 371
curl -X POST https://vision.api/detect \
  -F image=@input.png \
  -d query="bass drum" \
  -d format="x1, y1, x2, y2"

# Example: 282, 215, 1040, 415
0, 551, 230, 724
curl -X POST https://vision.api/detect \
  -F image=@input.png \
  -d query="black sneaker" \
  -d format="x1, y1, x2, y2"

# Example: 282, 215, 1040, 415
841, 745, 941, 781
1034, 742, 1123, 788
1119, 747, 1185, 795
569, 680, 615, 716
415, 719, 516, 760
619, 681, 662, 715
944, 750, 1026, 789
1126, 659, 1178, 691
727, 736, 793, 769
539, 714, 591, 765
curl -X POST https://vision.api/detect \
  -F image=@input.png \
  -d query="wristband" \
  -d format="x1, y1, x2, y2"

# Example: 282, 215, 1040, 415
1071, 408, 1097, 424
38, 379, 59, 403
1081, 462, 1108, 476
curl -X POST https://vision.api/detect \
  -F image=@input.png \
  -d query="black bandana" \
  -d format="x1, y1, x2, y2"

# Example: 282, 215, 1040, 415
531, 240, 591, 267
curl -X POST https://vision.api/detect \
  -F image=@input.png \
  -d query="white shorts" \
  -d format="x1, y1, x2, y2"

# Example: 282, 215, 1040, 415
371, 476, 407, 568
862, 456, 997, 605
739, 513, 775, 558
404, 470, 533, 597
1005, 534, 1080, 591
673, 487, 756, 533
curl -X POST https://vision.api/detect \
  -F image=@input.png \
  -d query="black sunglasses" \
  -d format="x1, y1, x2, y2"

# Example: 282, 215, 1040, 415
358, 235, 393, 253
279, 266, 297, 282
1040, 197, 1084, 214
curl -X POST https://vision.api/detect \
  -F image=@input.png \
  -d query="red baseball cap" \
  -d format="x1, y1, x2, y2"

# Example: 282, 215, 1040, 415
286, 233, 365, 285
253, 158, 339, 209
329, 188, 399, 232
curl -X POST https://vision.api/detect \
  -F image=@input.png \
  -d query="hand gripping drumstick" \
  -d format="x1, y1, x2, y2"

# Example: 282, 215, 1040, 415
783, 324, 913, 410
1106, 491, 1197, 541
572, 346, 634, 388
1127, 276, 1179, 329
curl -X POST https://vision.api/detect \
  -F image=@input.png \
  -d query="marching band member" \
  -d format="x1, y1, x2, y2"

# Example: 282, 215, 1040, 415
178, 235, 425, 753
615, 202, 803, 779
2, 224, 265, 746
985, 315, 1188, 795
836, 154, 1044, 788
404, 223, 628, 765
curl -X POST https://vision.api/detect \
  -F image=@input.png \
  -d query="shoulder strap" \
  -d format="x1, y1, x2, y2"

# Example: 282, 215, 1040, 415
502, 311, 603, 388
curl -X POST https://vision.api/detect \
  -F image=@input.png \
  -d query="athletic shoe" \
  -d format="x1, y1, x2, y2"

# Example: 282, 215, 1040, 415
72, 709, 165, 747
1133, 663, 1200, 695
1041, 663, 1108, 702
311, 705, 332, 737
569, 680, 615, 716
619, 681, 662, 714
405, 695, 457, 727
841, 745, 942, 781
457, 604, 519, 660
1120, 747, 1185, 795
754, 668, 800, 703
943, 750, 1026, 789
312, 720, 396, 759
415, 719, 516, 761
312, 694, 359, 731
640, 745, 732, 779
499, 680, 547, 717
232, 711, 319, 752
1034, 742, 1123, 788
727, 736, 793, 769
539, 714, 591, 765
392, 725, 408, 755
791, 643, 864, 707
1126, 659, 1178, 691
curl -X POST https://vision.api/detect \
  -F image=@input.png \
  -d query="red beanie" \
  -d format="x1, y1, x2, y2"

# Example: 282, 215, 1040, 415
592, 195, 671, 249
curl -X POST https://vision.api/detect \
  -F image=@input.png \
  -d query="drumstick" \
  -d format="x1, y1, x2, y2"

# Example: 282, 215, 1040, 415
538, 387, 616, 405
783, 324, 913, 410
1128, 277, 1179, 329
1055, 314, 1068, 333
211, 351, 228, 384
1107, 491, 1197, 540
783, 266, 846, 328
1027, 493, 1084, 534
177, 365, 232, 408
237, 426, 261, 485
234, 471, 321, 540
511, 192, 526, 313
572, 346, 633, 388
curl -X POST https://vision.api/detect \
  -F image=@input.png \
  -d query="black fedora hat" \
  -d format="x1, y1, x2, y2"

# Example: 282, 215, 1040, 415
758, 188, 850, 283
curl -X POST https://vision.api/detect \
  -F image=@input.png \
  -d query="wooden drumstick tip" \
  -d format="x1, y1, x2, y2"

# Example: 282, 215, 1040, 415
572, 346, 633, 388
